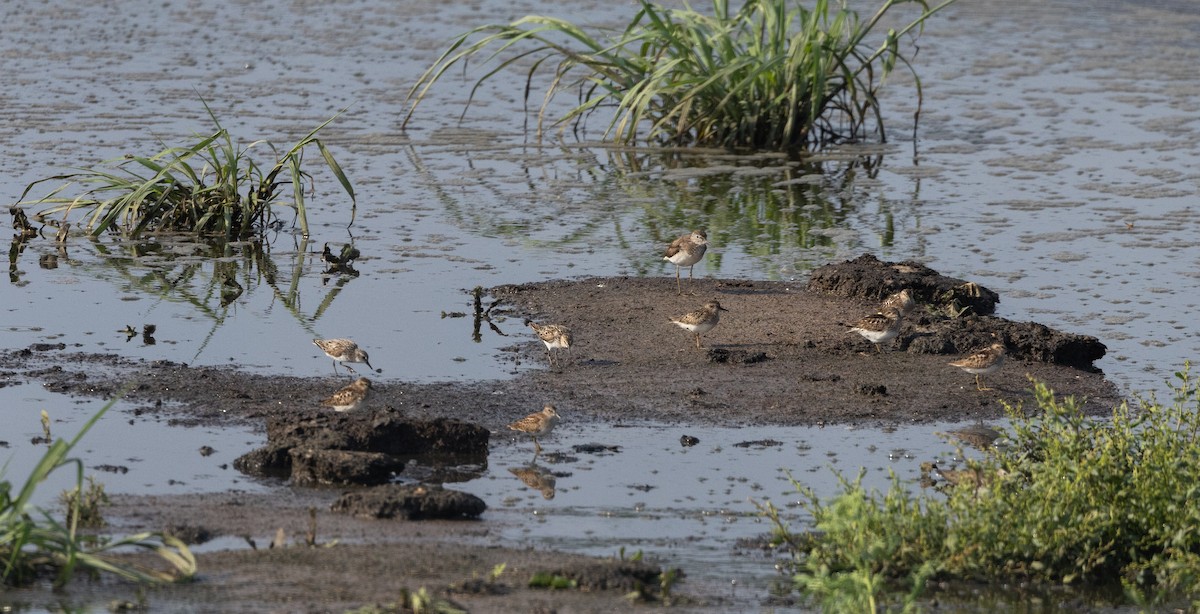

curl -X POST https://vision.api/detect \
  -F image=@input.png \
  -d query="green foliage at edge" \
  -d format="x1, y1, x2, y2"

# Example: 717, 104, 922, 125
0, 392, 197, 587
766, 366, 1200, 610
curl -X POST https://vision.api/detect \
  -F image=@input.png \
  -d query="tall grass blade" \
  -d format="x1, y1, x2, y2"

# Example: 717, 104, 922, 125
1, 388, 197, 586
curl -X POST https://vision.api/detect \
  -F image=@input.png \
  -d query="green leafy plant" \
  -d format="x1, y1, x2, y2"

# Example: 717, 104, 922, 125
528, 571, 577, 589
404, 0, 957, 150
488, 562, 507, 582
17, 100, 355, 239
766, 367, 1200, 610
1, 393, 196, 587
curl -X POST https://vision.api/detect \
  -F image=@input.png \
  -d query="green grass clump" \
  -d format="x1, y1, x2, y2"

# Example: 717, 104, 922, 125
17, 100, 355, 239
404, 0, 957, 150
1, 394, 196, 587
766, 367, 1200, 610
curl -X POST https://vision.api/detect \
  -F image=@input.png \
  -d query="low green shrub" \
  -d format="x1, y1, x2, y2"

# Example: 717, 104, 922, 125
767, 366, 1200, 610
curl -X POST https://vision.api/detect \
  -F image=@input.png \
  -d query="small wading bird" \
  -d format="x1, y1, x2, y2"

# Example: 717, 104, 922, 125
508, 404, 561, 455
663, 229, 708, 295
321, 377, 372, 412
847, 307, 903, 353
670, 300, 728, 349
948, 342, 1006, 391
313, 338, 374, 376
881, 288, 916, 316
526, 320, 573, 367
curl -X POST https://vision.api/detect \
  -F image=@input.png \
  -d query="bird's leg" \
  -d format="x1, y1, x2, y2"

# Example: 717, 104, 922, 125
976, 375, 994, 392
694, 333, 702, 349
675, 267, 683, 295
533, 437, 542, 454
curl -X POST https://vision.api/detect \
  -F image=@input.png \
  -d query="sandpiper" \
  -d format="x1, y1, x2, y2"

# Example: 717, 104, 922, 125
320, 377, 373, 411
508, 404, 561, 454
847, 307, 903, 353
313, 338, 374, 376
526, 320, 573, 367
881, 289, 916, 316
671, 300, 728, 349
948, 342, 1006, 391
663, 229, 709, 295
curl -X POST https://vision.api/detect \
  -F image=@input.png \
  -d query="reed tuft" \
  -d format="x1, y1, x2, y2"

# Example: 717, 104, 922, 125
403, 0, 957, 150
17, 100, 355, 239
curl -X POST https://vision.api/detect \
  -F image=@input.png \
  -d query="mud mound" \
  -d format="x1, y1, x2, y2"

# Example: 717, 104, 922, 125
235, 409, 489, 485
808, 253, 1001, 316
331, 483, 486, 520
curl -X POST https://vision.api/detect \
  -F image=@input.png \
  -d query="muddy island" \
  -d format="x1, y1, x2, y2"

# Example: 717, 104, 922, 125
1, 255, 1122, 612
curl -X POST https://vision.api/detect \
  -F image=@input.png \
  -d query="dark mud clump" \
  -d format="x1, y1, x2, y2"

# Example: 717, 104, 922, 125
234, 408, 489, 485
807, 253, 1001, 316
535, 559, 677, 592
290, 449, 407, 486
331, 483, 486, 520
905, 314, 1106, 370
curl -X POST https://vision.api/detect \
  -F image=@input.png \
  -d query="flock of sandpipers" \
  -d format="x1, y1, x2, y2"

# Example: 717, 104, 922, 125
309, 229, 1007, 455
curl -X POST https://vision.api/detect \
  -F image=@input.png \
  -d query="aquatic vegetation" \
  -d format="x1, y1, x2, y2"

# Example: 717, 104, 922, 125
404, 0, 958, 150
764, 367, 1200, 610
528, 572, 577, 589
17, 100, 355, 239
1, 394, 196, 587
58, 476, 109, 530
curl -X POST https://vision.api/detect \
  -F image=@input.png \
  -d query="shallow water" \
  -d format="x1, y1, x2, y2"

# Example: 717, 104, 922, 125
2, 0, 1200, 609
0, 376, 960, 606
2, 0, 1197, 395
0, 384, 267, 509
476, 420, 946, 599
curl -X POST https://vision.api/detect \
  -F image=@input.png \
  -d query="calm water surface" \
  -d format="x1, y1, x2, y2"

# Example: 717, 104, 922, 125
2, 0, 1198, 609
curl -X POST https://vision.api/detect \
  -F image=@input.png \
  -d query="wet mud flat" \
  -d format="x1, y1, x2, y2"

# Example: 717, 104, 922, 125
490, 255, 1118, 426
1, 257, 1124, 612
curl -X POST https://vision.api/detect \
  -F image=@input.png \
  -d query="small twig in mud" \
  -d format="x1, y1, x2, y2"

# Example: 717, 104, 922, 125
306, 507, 317, 547
39, 410, 52, 444
469, 286, 507, 342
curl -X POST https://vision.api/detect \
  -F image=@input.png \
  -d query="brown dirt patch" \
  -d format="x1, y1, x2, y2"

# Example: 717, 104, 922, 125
490, 275, 1119, 426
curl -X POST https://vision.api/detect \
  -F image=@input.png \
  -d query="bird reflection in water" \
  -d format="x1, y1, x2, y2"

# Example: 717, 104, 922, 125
509, 463, 557, 500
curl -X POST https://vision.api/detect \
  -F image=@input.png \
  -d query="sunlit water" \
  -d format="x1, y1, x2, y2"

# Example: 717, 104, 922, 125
2, 0, 1199, 609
